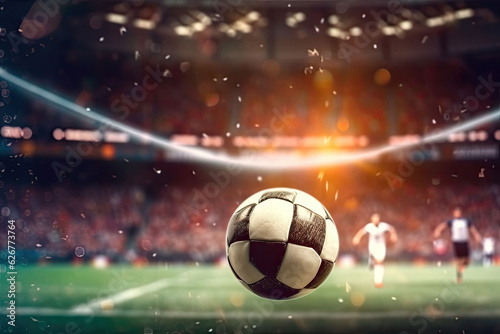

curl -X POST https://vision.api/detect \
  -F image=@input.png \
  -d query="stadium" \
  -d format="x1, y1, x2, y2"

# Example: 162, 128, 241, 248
1, 0, 500, 333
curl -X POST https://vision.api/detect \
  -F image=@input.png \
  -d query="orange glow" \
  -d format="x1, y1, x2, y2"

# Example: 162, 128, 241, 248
351, 292, 366, 307
261, 60, 281, 77
101, 144, 115, 160
337, 117, 350, 132
374, 68, 391, 86
205, 93, 220, 107
314, 69, 333, 91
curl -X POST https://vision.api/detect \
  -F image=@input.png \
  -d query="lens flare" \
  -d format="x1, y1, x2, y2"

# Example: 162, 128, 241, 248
1, 67, 499, 170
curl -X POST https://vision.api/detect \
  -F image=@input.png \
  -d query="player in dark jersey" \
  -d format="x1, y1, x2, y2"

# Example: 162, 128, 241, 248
433, 207, 482, 283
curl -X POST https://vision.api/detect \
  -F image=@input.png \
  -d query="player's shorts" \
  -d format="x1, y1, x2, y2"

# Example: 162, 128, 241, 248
453, 242, 470, 258
369, 244, 386, 262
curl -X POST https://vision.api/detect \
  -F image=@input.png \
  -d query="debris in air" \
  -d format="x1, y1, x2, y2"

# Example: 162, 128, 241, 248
163, 69, 172, 78
308, 48, 320, 57
479, 168, 485, 178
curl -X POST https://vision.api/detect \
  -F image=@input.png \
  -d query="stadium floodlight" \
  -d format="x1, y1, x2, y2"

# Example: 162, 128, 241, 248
105, 13, 128, 25
399, 20, 413, 30
133, 18, 156, 30
455, 8, 474, 19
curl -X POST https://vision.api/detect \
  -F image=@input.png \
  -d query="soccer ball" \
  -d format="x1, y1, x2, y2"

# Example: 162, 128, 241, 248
226, 187, 339, 300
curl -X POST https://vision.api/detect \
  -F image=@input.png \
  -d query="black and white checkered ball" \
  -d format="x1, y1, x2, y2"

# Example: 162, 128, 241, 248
226, 188, 339, 300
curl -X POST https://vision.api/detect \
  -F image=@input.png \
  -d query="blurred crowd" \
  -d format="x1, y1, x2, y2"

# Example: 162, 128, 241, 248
1, 181, 499, 264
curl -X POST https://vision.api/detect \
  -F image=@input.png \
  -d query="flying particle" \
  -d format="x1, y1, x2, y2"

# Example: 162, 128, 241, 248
163, 69, 172, 78
308, 48, 319, 57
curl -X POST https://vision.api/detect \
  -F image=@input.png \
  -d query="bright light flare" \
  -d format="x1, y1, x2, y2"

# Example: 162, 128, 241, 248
1, 67, 499, 170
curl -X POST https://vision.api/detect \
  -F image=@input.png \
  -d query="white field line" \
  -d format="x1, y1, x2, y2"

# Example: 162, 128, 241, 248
71, 271, 192, 313
5, 307, 500, 320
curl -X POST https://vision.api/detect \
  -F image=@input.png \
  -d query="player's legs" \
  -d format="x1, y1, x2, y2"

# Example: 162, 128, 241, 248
455, 257, 469, 283
373, 258, 385, 288
453, 242, 470, 283
369, 244, 386, 288
483, 253, 493, 267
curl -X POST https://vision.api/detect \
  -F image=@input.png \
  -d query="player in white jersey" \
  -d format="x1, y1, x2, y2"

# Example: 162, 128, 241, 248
433, 207, 482, 283
352, 213, 398, 288
482, 233, 495, 267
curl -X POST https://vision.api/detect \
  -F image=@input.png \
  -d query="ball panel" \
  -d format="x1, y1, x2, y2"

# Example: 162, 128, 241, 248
228, 257, 242, 281
288, 204, 326, 255
304, 259, 334, 289
320, 219, 340, 263
293, 190, 326, 218
249, 198, 293, 242
249, 276, 301, 300
234, 190, 265, 213
237, 279, 254, 294
228, 241, 266, 284
226, 204, 255, 246
249, 240, 287, 278
276, 243, 322, 290
282, 288, 315, 300
259, 189, 297, 204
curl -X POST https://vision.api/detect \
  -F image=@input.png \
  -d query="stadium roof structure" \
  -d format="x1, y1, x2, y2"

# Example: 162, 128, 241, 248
30, 0, 493, 65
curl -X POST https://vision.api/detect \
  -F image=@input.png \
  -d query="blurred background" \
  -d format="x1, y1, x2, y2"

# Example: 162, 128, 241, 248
0, 0, 500, 333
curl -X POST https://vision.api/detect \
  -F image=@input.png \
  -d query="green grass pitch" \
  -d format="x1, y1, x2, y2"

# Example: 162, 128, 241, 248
3, 264, 500, 333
